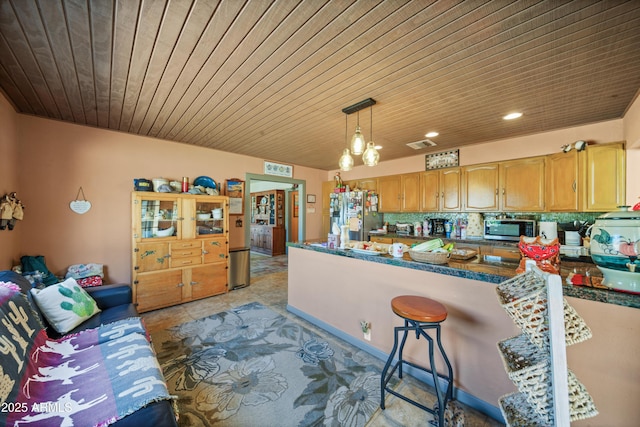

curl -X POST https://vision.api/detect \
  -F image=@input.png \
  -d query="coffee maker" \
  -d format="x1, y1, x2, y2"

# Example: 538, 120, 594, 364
432, 218, 446, 236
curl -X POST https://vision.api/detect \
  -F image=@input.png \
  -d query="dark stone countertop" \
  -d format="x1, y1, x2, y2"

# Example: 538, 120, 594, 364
288, 242, 640, 310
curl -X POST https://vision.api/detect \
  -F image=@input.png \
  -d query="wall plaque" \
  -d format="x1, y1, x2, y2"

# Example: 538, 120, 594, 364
425, 149, 459, 170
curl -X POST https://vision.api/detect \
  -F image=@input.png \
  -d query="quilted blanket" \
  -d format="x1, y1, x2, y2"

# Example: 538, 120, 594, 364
0, 281, 172, 426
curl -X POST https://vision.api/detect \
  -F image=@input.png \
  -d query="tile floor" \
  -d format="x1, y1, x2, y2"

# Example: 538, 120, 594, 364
141, 253, 504, 427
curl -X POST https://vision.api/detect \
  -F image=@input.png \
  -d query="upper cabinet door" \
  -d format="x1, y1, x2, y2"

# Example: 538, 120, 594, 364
583, 142, 626, 211
401, 173, 421, 212
378, 175, 402, 212
440, 168, 462, 211
546, 151, 579, 211
463, 163, 499, 211
420, 170, 439, 211
132, 193, 180, 241
500, 157, 545, 211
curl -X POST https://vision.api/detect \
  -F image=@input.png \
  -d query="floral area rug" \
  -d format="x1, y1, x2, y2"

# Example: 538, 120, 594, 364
152, 302, 386, 427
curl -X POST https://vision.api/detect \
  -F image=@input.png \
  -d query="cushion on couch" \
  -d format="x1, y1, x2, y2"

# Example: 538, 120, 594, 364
30, 277, 101, 334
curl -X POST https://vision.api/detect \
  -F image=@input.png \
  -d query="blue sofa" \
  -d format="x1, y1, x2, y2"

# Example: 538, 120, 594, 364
0, 270, 178, 427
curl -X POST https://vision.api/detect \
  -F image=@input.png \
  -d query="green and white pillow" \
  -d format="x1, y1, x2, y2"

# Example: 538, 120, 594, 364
31, 277, 101, 334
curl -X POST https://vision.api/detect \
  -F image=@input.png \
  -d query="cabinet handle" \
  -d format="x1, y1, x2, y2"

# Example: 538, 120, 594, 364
177, 283, 184, 287
180, 260, 193, 265
572, 180, 577, 192
202, 250, 209, 254
495, 188, 498, 196
180, 252, 192, 256
190, 281, 199, 286
502, 188, 505, 195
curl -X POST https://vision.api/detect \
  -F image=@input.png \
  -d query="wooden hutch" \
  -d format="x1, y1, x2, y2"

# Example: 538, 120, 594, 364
250, 190, 286, 256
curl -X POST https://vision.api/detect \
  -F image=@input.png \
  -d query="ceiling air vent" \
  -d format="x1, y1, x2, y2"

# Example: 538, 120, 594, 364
406, 139, 437, 150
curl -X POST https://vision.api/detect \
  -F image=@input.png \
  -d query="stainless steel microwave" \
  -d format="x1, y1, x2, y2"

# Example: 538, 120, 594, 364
484, 219, 536, 241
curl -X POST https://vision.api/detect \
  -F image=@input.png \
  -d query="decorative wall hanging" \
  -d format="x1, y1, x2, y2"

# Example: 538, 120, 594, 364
264, 161, 293, 177
225, 179, 245, 215
70, 187, 92, 214
0, 192, 24, 230
425, 149, 459, 170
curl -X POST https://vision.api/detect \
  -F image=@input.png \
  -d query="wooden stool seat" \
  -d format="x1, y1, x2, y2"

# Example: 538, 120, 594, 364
391, 295, 448, 323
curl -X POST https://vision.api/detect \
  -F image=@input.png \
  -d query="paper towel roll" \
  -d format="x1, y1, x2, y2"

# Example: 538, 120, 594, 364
466, 213, 484, 238
538, 221, 558, 240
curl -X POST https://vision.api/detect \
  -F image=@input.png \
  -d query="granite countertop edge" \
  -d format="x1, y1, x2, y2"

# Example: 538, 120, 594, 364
287, 243, 640, 310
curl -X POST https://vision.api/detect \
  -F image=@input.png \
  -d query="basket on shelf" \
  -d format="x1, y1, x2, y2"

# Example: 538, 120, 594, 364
498, 334, 598, 424
496, 271, 592, 348
408, 249, 449, 264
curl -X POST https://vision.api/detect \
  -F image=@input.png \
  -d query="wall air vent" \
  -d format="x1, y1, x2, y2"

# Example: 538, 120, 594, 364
406, 139, 437, 150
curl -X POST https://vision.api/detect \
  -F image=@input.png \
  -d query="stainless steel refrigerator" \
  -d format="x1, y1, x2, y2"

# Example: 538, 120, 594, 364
329, 190, 382, 241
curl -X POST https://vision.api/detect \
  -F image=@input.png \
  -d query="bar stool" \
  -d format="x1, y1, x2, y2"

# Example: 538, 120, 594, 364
380, 295, 455, 426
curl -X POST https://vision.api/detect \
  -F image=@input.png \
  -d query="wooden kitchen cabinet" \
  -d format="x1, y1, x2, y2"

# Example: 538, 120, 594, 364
401, 173, 421, 211
250, 224, 286, 256
419, 168, 461, 211
378, 175, 402, 212
500, 157, 545, 211
581, 141, 625, 211
131, 192, 229, 312
463, 163, 499, 211
420, 170, 439, 211
440, 167, 462, 211
546, 151, 579, 211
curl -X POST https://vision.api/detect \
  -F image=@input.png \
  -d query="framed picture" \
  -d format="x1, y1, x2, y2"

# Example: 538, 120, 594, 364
307, 194, 316, 203
225, 179, 244, 215
425, 149, 459, 170
264, 160, 293, 177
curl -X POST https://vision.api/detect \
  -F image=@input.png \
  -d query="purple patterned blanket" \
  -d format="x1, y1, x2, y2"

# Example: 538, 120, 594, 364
0, 281, 172, 426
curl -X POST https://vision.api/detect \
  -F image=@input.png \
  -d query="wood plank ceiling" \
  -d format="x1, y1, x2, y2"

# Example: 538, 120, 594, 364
1, 0, 639, 170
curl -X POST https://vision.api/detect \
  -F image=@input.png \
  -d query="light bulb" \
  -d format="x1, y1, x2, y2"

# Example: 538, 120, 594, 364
350, 126, 366, 155
339, 148, 354, 171
362, 142, 379, 166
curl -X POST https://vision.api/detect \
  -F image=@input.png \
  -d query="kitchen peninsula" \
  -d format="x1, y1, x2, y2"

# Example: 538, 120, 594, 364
287, 243, 640, 426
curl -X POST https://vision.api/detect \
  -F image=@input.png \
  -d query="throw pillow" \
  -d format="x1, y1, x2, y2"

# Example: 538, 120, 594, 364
30, 277, 101, 334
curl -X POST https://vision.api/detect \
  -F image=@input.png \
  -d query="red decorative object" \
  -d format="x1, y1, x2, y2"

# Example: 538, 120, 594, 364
633, 200, 640, 211
516, 236, 561, 275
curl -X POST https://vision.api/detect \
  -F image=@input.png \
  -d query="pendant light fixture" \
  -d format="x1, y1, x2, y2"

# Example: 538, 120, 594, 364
350, 111, 366, 155
339, 98, 379, 168
338, 114, 354, 171
362, 105, 379, 166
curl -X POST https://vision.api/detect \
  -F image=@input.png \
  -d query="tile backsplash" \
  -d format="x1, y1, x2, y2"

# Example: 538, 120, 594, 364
383, 211, 603, 227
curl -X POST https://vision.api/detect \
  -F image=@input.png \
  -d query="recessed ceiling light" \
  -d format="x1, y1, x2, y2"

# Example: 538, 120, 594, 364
425, 131, 439, 138
503, 112, 523, 120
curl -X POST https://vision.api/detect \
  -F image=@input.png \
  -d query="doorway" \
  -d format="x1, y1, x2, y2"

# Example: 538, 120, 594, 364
243, 173, 306, 250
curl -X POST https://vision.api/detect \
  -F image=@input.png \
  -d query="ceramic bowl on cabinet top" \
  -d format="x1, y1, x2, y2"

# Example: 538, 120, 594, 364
155, 225, 175, 237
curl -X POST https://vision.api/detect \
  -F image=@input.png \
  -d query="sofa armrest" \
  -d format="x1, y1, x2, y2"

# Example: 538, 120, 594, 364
85, 283, 132, 309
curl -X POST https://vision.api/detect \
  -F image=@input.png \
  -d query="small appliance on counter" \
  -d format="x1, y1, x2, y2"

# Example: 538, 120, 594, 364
433, 218, 446, 236
484, 218, 536, 241
395, 223, 414, 236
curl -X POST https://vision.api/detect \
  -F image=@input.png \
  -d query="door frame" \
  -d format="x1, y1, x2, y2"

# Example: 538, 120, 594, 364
243, 173, 306, 248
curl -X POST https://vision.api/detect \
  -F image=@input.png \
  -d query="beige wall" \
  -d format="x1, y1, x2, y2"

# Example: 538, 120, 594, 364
0, 94, 20, 268
5, 112, 325, 282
